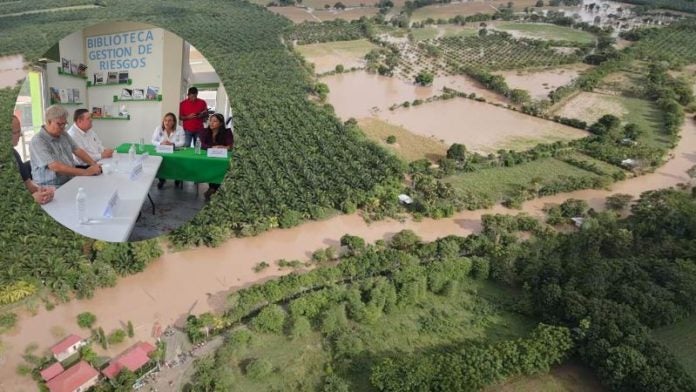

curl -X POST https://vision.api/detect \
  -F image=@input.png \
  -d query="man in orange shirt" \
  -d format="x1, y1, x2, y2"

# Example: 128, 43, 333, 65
179, 87, 208, 147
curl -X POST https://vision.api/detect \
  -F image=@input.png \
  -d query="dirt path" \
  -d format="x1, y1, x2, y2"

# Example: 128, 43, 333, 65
1, 119, 694, 391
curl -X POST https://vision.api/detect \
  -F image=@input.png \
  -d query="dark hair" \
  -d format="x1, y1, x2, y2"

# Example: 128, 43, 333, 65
74, 108, 90, 123
187, 86, 198, 95
206, 113, 232, 146
161, 112, 177, 131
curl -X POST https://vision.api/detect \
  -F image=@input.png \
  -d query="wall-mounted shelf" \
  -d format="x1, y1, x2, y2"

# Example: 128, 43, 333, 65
50, 100, 84, 106
57, 68, 88, 80
87, 79, 132, 87
113, 95, 162, 102
92, 115, 130, 120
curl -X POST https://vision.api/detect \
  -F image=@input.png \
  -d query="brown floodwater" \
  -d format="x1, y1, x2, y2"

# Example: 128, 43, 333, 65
378, 98, 588, 153
497, 64, 591, 101
0, 55, 25, 89
323, 71, 508, 120
1, 118, 694, 391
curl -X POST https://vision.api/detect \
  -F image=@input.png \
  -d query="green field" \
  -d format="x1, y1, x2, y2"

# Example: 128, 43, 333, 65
209, 280, 535, 391
295, 38, 376, 58
496, 23, 596, 45
653, 315, 696, 380
487, 362, 606, 392
445, 158, 600, 201
358, 117, 448, 162
410, 26, 439, 41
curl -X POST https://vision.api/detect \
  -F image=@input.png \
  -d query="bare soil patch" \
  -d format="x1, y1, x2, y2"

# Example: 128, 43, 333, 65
551, 91, 629, 124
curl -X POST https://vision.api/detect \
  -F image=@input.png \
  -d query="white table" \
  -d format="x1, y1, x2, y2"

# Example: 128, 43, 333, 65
41, 154, 163, 242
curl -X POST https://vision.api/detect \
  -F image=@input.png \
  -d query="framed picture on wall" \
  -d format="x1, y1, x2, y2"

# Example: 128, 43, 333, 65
93, 72, 104, 85
107, 72, 118, 84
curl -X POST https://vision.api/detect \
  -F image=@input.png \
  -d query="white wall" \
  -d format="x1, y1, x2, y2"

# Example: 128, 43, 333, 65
45, 30, 87, 126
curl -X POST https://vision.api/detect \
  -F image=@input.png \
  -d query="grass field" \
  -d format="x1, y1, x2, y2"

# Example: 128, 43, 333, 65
445, 158, 600, 201
653, 315, 696, 380
496, 23, 596, 44
358, 117, 448, 162
411, 0, 544, 21
213, 279, 535, 391
410, 25, 478, 41
552, 92, 670, 149
296, 39, 376, 73
411, 26, 439, 41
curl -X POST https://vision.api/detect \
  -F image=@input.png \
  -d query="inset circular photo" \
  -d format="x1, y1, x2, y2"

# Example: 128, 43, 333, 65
12, 21, 234, 242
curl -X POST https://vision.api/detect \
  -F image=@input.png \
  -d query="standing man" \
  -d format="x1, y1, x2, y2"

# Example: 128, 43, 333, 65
11, 115, 54, 204
68, 108, 114, 165
179, 86, 208, 147
30, 105, 102, 187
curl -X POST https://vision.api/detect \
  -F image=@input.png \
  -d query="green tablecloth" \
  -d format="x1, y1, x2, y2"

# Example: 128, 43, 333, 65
115, 143, 232, 184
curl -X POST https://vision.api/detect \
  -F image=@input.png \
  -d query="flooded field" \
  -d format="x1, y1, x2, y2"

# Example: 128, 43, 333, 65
296, 39, 376, 74
497, 64, 592, 101
323, 71, 508, 119
1, 117, 694, 391
379, 98, 588, 153
0, 55, 25, 88
552, 91, 630, 123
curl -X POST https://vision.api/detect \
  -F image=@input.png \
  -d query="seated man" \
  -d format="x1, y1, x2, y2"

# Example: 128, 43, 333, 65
11, 115, 54, 204
30, 105, 102, 187
67, 108, 113, 164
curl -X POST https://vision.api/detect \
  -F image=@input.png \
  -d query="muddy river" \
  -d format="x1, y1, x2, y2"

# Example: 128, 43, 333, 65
1, 111, 695, 392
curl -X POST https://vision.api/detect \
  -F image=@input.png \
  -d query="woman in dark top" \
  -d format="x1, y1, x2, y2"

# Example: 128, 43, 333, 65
201, 113, 233, 201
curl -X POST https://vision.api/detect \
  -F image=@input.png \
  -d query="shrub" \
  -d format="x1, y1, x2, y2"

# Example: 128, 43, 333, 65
76, 312, 97, 329
107, 329, 126, 345
253, 261, 270, 273
290, 316, 312, 339
246, 358, 273, 379
251, 305, 286, 334
386, 135, 397, 144
605, 193, 633, 211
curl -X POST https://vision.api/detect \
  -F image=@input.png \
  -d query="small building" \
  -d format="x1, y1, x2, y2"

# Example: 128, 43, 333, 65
102, 341, 156, 380
45, 361, 99, 392
40, 362, 65, 382
50, 335, 86, 362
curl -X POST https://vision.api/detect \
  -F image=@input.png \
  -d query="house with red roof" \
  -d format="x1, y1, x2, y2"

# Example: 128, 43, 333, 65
50, 334, 86, 362
102, 341, 156, 380
40, 362, 65, 382
45, 361, 99, 392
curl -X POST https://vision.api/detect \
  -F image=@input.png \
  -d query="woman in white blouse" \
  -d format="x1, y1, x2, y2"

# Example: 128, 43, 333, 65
152, 112, 185, 189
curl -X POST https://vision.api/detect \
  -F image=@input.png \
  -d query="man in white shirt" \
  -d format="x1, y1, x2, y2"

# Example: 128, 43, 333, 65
67, 108, 113, 165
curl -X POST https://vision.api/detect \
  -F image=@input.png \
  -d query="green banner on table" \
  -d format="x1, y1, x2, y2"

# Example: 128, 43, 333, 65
116, 143, 231, 184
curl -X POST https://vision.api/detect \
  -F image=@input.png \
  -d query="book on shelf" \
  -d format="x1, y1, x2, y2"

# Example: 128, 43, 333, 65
146, 86, 159, 100
59, 89, 68, 104
50, 87, 61, 103
104, 104, 118, 118
121, 88, 133, 100
92, 106, 103, 118
61, 58, 70, 74
118, 71, 129, 84
70, 62, 78, 75
77, 63, 87, 77
93, 72, 104, 85
67, 88, 74, 103
132, 88, 145, 100
73, 89, 80, 103
107, 71, 118, 84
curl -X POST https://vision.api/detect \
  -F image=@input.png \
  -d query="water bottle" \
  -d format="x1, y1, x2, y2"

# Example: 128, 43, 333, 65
128, 143, 136, 162
76, 187, 87, 224
195, 138, 201, 155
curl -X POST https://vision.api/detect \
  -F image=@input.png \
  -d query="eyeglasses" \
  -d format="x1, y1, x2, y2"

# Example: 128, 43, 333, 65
55, 121, 68, 128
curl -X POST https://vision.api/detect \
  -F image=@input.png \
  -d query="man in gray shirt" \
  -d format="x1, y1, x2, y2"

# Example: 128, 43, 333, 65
30, 105, 102, 187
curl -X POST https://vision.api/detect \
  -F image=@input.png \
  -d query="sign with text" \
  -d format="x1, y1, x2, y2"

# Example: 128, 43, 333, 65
156, 144, 174, 154
102, 189, 120, 218
207, 148, 228, 158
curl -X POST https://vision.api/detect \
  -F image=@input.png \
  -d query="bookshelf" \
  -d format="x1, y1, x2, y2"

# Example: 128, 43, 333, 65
57, 68, 88, 80
87, 79, 133, 87
113, 94, 162, 102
